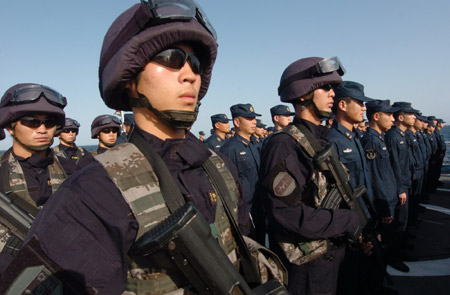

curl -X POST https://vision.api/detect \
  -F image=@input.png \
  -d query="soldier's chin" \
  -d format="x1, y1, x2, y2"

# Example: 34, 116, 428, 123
104, 142, 116, 148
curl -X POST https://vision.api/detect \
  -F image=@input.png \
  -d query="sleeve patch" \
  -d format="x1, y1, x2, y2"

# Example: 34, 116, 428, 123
273, 172, 297, 197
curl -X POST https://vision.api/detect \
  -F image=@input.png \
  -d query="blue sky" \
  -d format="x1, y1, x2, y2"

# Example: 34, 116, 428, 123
1, 0, 449, 150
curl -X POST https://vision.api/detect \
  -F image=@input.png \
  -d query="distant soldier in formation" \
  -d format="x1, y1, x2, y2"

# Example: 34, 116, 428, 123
53, 117, 94, 176
198, 130, 205, 141
203, 113, 231, 152
0, 83, 67, 273
116, 113, 135, 144
221, 103, 261, 211
384, 101, 419, 273
90, 114, 121, 155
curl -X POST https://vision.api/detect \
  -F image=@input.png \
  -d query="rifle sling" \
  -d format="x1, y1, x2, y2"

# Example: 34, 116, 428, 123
202, 158, 261, 285
129, 131, 185, 213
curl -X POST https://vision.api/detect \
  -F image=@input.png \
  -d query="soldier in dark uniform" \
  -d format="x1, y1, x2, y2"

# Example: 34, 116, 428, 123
384, 101, 418, 272
406, 111, 426, 225
329, 81, 373, 195
116, 113, 135, 144
203, 113, 231, 152
328, 81, 383, 295
433, 118, 446, 189
53, 117, 94, 176
198, 130, 205, 141
0, 2, 286, 294
361, 100, 401, 294
253, 119, 266, 153
260, 56, 361, 295
0, 83, 67, 274
220, 103, 261, 211
90, 114, 121, 155
425, 119, 438, 193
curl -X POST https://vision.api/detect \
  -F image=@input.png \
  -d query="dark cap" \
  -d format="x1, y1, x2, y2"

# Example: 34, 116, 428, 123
392, 102, 419, 114
334, 81, 373, 103
415, 114, 427, 122
428, 121, 436, 127
366, 99, 400, 114
270, 104, 295, 117
256, 119, 266, 128
123, 113, 134, 125
437, 118, 446, 124
199, 131, 205, 135
211, 113, 231, 124
427, 116, 437, 121
230, 103, 261, 118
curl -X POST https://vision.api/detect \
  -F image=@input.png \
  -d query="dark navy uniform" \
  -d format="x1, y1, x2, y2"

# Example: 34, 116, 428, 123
204, 133, 226, 152
22, 129, 252, 293
329, 121, 373, 198
385, 125, 411, 232
220, 133, 260, 210
361, 127, 397, 219
406, 129, 425, 223
259, 118, 359, 295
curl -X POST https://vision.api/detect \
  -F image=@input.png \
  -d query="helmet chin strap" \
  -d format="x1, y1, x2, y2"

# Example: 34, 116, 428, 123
13, 135, 53, 152
129, 92, 199, 130
301, 93, 331, 119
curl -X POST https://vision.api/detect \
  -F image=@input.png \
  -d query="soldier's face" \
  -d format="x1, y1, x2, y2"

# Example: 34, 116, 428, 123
98, 128, 118, 148
235, 116, 256, 137
275, 115, 292, 128
402, 113, 416, 127
9, 114, 56, 149
379, 112, 394, 132
313, 87, 335, 113
343, 99, 366, 123
59, 129, 77, 144
216, 122, 230, 133
134, 43, 201, 114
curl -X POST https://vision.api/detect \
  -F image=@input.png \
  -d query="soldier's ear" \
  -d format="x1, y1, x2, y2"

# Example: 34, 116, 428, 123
125, 79, 138, 99
373, 112, 380, 121
338, 99, 347, 112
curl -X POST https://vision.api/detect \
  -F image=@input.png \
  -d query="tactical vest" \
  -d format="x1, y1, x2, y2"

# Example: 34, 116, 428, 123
0, 149, 67, 256
52, 144, 86, 165
96, 143, 240, 295
275, 124, 329, 266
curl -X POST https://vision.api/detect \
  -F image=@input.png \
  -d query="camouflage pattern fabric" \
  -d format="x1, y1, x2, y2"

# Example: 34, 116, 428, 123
96, 143, 240, 295
53, 144, 86, 164
0, 149, 66, 255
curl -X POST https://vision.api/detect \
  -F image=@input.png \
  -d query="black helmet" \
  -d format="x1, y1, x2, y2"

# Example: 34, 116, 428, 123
0, 83, 66, 128
99, 0, 218, 111
91, 114, 121, 138
55, 117, 80, 136
278, 57, 344, 103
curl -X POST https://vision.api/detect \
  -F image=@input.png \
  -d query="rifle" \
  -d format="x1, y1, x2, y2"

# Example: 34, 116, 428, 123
314, 144, 390, 284
130, 202, 288, 295
0, 192, 34, 241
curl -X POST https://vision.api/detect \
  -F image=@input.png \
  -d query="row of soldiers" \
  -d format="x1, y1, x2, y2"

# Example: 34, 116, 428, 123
193, 80, 446, 295
0, 1, 447, 294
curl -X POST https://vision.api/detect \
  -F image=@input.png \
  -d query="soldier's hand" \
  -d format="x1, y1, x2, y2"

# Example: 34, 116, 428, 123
381, 216, 393, 224
358, 236, 374, 256
398, 193, 407, 205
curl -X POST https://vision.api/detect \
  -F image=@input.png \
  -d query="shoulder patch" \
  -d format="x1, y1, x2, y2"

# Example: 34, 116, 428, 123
273, 172, 296, 197
366, 149, 376, 160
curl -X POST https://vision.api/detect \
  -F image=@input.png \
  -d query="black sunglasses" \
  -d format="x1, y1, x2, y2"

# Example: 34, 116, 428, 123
62, 128, 78, 134
319, 84, 335, 92
100, 128, 119, 134
19, 116, 58, 129
151, 48, 202, 74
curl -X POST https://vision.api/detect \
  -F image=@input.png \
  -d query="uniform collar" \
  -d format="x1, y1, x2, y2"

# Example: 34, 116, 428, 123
15, 150, 54, 169
332, 121, 355, 140
234, 133, 251, 146
136, 127, 211, 167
